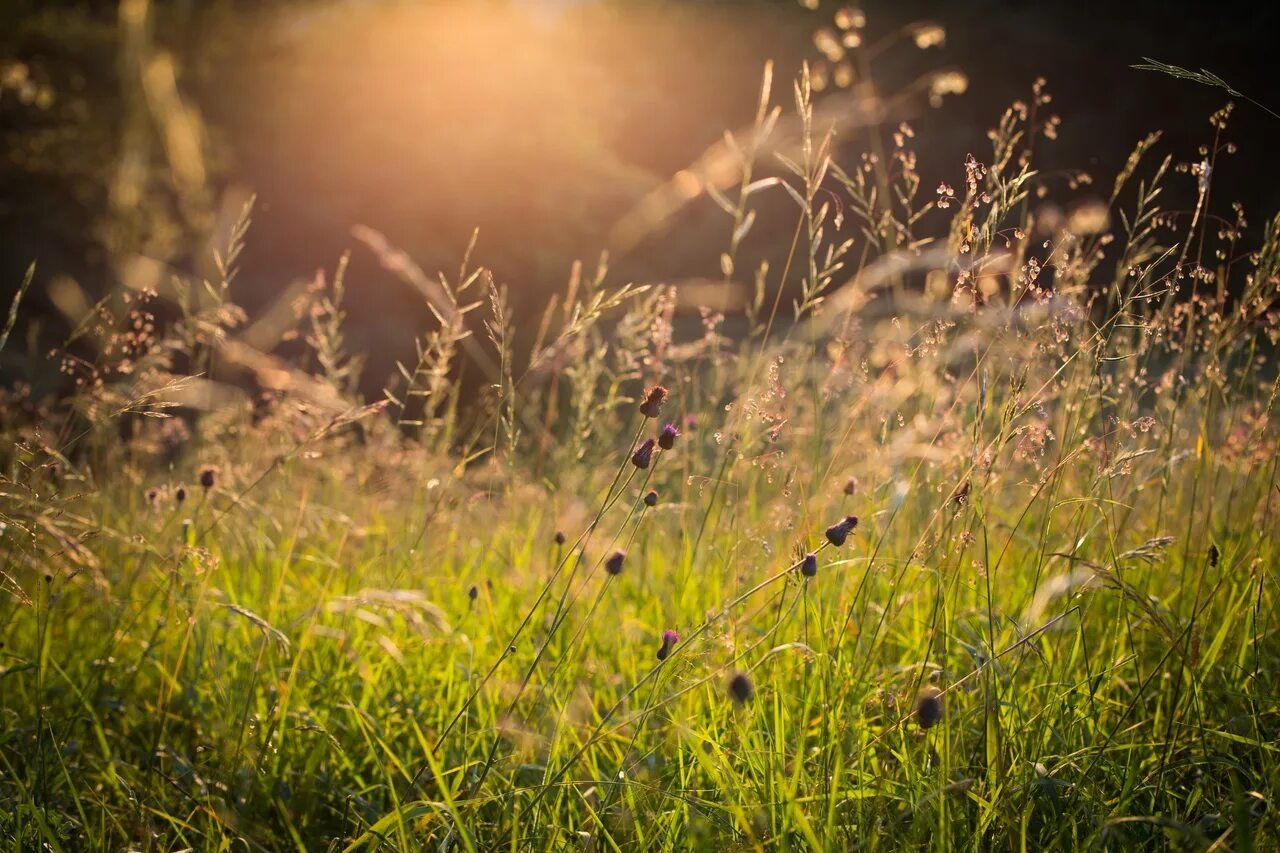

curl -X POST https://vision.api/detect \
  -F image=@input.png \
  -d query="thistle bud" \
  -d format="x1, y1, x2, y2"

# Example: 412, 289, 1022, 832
914, 685, 944, 730
644, 489, 658, 507
199, 466, 217, 490
639, 385, 669, 418
605, 549, 626, 576
801, 553, 818, 578
727, 671, 755, 705
631, 438, 656, 469
658, 422, 679, 450
825, 515, 859, 546
656, 629, 680, 661
554, 530, 567, 546
174, 485, 187, 504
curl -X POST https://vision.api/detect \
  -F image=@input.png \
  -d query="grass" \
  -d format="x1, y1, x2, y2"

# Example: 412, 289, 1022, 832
2, 35, 1280, 853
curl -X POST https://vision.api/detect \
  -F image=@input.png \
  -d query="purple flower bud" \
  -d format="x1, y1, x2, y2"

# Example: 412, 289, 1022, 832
554, 530, 567, 546
644, 489, 658, 507
658, 422, 679, 450
656, 629, 680, 661
605, 549, 626, 576
801, 553, 818, 577
631, 438, 656, 469
639, 385, 669, 418
727, 671, 755, 705
199, 466, 217, 490
174, 485, 187, 504
825, 514, 859, 547
915, 686, 944, 730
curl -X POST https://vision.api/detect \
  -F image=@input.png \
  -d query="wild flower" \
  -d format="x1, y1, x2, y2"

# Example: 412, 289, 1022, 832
199, 466, 217, 490
605, 550, 626, 576
174, 485, 187, 504
644, 489, 658, 507
467, 584, 478, 601
658, 422, 679, 450
843, 477, 857, 496
639, 385, 669, 418
914, 686, 944, 730
146, 488, 160, 507
554, 530, 567, 546
631, 438, 656, 469
728, 671, 755, 705
656, 629, 679, 661
825, 515, 859, 546
801, 553, 818, 577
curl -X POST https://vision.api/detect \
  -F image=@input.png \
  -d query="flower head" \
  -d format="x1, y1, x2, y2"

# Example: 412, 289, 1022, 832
825, 514, 859, 546
644, 489, 658, 507
639, 385, 669, 419
554, 530, 567, 546
199, 466, 217, 490
605, 549, 626, 576
801, 552, 818, 578
631, 438, 656, 469
656, 629, 680, 661
174, 485, 187, 504
727, 671, 755, 705
658, 422, 679, 450
914, 685, 944, 730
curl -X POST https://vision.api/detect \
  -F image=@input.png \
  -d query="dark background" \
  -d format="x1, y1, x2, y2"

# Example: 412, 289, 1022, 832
2, 0, 1276, 394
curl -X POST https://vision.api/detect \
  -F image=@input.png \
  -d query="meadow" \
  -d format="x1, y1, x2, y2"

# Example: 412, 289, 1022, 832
2, 28, 1279, 852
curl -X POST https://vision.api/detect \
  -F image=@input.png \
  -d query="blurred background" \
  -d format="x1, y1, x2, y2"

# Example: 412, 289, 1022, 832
2, 0, 1276, 398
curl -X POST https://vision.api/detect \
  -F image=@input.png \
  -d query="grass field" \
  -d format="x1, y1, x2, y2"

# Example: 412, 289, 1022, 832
2, 59, 1279, 850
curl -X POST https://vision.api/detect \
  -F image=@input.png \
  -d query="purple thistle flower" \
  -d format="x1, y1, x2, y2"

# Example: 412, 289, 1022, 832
658, 422, 679, 450
199, 466, 217, 490
727, 671, 755, 705
174, 485, 187, 504
825, 514, 859, 547
801, 552, 818, 578
656, 629, 680, 661
554, 530, 567, 546
639, 385, 669, 418
605, 549, 626, 576
631, 438, 656, 469
644, 489, 658, 507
